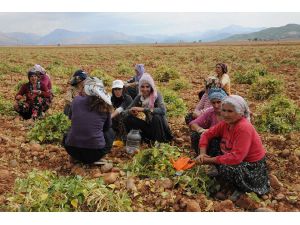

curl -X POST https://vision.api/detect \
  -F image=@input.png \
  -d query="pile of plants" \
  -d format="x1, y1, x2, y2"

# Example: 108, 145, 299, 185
5, 170, 132, 212
249, 76, 284, 100
255, 96, 300, 134
153, 65, 180, 82
90, 69, 114, 87
159, 88, 187, 117
233, 70, 259, 85
124, 143, 215, 195
28, 113, 71, 143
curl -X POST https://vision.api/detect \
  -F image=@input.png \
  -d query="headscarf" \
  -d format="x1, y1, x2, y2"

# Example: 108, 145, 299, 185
208, 88, 227, 101
70, 70, 88, 86
135, 64, 145, 81
33, 64, 46, 75
138, 73, 157, 109
84, 77, 112, 105
111, 80, 125, 108
222, 95, 251, 121
216, 63, 228, 74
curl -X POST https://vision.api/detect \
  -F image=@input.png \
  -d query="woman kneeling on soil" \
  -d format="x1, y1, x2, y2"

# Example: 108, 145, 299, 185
63, 77, 115, 164
196, 95, 270, 195
124, 73, 173, 144
189, 88, 227, 155
111, 80, 133, 141
15, 69, 51, 120
185, 76, 220, 124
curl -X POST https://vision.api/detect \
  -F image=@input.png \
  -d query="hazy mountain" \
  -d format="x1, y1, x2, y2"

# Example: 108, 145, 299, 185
0, 24, 294, 45
222, 24, 300, 41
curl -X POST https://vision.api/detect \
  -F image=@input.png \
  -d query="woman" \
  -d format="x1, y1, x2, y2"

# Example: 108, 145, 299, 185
64, 69, 88, 116
124, 73, 173, 144
125, 64, 145, 99
185, 76, 220, 124
63, 77, 115, 164
215, 63, 231, 95
111, 80, 133, 140
196, 95, 270, 195
33, 64, 52, 96
14, 69, 51, 120
189, 88, 227, 155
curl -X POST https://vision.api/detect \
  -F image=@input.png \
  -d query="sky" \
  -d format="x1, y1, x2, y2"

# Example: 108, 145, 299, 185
1, 12, 300, 36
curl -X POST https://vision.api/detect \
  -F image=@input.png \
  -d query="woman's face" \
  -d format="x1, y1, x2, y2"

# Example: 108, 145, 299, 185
215, 65, 223, 76
221, 103, 243, 124
113, 88, 123, 98
29, 74, 38, 84
210, 99, 222, 113
140, 83, 151, 97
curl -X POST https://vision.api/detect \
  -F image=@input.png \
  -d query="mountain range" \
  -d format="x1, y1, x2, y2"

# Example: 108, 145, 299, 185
0, 24, 299, 45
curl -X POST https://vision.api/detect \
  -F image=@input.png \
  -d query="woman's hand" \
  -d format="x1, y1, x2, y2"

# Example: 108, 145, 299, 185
15, 95, 23, 101
131, 107, 144, 112
195, 153, 210, 164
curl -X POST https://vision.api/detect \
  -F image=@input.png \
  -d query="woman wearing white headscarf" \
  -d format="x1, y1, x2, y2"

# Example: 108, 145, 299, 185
125, 64, 145, 99
63, 77, 115, 164
196, 95, 270, 195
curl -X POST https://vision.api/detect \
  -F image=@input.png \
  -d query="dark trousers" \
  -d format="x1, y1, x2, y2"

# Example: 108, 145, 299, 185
124, 114, 173, 143
191, 131, 221, 156
63, 128, 115, 164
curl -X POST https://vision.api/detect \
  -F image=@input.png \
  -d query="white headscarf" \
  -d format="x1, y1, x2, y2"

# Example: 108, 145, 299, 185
84, 77, 112, 105
222, 95, 251, 121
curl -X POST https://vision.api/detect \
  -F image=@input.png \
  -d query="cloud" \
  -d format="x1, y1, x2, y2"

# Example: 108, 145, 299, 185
0, 12, 300, 35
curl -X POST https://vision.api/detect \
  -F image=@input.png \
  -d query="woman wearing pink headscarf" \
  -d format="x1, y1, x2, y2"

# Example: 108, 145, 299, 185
195, 95, 269, 195
124, 73, 173, 144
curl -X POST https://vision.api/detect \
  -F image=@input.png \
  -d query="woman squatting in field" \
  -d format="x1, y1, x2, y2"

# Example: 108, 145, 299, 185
189, 88, 227, 155
14, 69, 51, 120
63, 77, 115, 164
196, 95, 270, 195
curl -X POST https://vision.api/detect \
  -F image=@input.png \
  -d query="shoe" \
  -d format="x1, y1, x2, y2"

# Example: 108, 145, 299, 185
229, 190, 242, 202
93, 159, 107, 165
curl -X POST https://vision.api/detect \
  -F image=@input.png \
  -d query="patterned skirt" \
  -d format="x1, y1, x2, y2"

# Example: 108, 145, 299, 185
16, 96, 50, 120
207, 138, 270, 195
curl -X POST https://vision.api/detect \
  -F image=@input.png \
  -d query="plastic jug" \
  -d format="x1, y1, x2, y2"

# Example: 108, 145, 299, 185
126, 129, 141, 154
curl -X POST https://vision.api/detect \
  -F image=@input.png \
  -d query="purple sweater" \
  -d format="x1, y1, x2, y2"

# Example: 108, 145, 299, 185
65, 96, 111, 149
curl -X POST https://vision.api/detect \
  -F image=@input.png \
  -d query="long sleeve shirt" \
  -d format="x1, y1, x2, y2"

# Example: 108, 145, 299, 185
189, 107, 220, 129
199, 117, 266, 165
66, 96, 111, 149
193, 93, 212, 116
15, 82, 51, 105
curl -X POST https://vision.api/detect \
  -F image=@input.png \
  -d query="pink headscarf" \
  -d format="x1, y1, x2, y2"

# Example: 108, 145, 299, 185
138, 73, 158, 109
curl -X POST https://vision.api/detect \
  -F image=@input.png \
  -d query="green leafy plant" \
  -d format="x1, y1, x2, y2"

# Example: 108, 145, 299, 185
14, 80, 27, 91
255, 96, 300, 134
168, 77, 191, 91
124, 143, 215, 195
154, 65, 180, 82
233, 70, 259, 85
28, 113, 71, 143
0, 96, 16, 116
117, 62, 132, 75
159, 88, 187, 117
90, 69, 114, 87
52, 85, 61, 95
5, 169, 132, 212
249, 76, 284, 100
124, 143, 182, 178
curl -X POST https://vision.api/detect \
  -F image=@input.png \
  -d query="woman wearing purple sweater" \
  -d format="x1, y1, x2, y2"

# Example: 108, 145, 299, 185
63, 77, 115, 164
